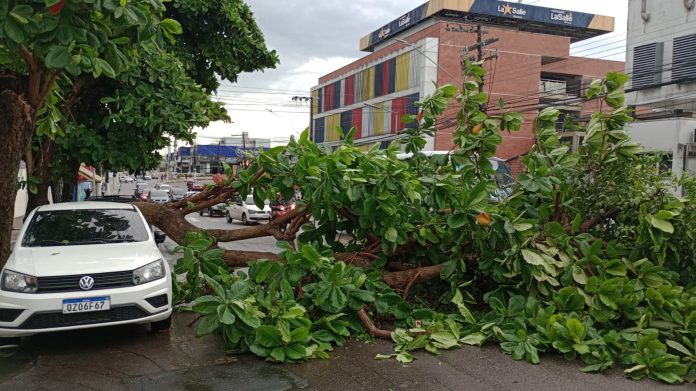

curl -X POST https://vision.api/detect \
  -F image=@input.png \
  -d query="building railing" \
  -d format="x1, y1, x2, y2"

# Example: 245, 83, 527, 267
539, 79, 568, 96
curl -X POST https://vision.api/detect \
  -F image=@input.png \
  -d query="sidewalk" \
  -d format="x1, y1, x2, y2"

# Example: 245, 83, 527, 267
10, 216, 23, 246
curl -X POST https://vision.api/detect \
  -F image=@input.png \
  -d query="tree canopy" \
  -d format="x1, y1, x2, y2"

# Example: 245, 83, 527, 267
136, 64, 696, 384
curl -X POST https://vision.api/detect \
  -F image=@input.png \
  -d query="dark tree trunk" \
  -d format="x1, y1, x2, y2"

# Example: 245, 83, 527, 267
0, 89, 35, 268
25, 137, 56, 215
60, 158, 81, 202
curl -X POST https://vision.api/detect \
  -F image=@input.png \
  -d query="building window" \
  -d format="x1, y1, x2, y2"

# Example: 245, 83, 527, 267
631, 42, 663, 88
672, 33, 696, 81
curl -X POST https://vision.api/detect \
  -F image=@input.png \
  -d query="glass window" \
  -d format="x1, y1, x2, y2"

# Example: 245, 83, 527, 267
22, 209, 149, 247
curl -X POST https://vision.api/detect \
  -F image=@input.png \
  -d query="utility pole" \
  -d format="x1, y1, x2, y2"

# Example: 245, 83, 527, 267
293, 96, 313, 140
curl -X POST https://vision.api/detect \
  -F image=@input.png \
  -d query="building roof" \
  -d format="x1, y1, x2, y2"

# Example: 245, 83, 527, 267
360, 0, 614, 52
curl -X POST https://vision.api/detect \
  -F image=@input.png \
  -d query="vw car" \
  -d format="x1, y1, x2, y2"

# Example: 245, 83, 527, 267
147, 190, 171, 204
0, 202, 172, 345
225, 195, 271, 225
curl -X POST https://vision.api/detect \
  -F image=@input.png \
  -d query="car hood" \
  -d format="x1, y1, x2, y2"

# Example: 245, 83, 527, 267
7, 241, 163, 277
247, 204, 271, 212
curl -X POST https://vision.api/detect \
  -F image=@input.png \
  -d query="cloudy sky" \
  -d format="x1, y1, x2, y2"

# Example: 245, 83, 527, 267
193, 0, 629, 145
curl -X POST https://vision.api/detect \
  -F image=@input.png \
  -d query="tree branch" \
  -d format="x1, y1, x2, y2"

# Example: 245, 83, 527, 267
357, 307, 392, 339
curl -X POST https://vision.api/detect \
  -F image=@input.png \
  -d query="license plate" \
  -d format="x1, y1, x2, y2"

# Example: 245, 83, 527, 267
62, 297, 110, 314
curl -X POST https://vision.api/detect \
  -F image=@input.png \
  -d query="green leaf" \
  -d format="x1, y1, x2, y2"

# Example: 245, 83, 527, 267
666, 340, 692, 356
290, 327, 310, 343
160, 18, 183, 34
385, 227, 398, 242
196, 313, 220, 337
648, 216, 674, 234
10, 5, 33, 24
219, 306, 236, 325
460, 332, 487, 346
255, 325, 282, 348
521, 249, 546, 266
566, 318, 585, 340
45, 45, 71, 69
191, 295, 222, 315
447, 213, 468, 229
96, 58, 116, 78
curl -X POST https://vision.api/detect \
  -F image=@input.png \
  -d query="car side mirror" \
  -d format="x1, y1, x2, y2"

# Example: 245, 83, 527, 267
154, 230, 166, 244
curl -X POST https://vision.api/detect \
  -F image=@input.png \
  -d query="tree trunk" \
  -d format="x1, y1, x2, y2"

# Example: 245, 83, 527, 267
0, 89, 36, 268
25, 137, 55, 215
60, 158, 81, 202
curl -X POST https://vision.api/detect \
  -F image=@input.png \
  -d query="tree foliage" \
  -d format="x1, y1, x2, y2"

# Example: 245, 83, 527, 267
145, 64, 695, 384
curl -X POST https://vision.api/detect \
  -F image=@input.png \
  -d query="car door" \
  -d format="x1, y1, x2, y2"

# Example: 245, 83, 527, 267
229, 196, 243, 220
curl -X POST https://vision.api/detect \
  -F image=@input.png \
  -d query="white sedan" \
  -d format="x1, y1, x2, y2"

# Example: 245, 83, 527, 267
0, 202, 172, 345
225, 196, 271, 225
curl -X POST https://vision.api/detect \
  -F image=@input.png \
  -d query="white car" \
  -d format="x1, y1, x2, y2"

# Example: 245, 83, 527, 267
226, 195, 271, 225
155, 183, 171, 193
0, 202, 172, 344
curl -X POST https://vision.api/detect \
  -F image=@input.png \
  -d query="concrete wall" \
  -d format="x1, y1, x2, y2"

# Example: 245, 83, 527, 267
625, 0, 696, 105
627, 117, 696, 177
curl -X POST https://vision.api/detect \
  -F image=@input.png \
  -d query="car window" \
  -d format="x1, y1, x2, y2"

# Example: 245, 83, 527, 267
22, 209, 150, 246
150, 190, 169, 197
245, 196, 269, 205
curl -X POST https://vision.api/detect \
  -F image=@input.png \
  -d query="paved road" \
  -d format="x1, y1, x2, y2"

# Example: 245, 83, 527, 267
0, 180, 689, 390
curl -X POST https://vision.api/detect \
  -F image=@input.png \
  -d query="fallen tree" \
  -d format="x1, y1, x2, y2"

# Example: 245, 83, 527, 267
138, 65, 696, 384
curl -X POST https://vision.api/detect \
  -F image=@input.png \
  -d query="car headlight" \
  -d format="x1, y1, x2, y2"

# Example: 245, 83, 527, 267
133, 260, 165, 285
1, 270, 38, 293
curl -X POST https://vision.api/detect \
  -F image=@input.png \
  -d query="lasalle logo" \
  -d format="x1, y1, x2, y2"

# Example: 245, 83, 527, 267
498, 3, 527, 17
550, 10, 573, 24
378, 25, 391, 39
398, 13, 411, 27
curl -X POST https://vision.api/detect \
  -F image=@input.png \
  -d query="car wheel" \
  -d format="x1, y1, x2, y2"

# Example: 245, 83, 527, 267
242, 213, 248, 225
226, 211, 232, 223
150, 315, 172, 332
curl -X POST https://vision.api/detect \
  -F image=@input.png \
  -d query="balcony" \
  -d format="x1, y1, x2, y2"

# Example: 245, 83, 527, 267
539, 79, 581, 111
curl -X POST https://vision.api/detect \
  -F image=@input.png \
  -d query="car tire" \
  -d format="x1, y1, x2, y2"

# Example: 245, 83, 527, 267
226, 211, 232, 223
242, 213, 248, 225
150, 315, 172, 332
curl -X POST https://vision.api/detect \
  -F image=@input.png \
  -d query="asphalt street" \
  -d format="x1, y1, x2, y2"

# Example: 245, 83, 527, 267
0, 179, 689, 390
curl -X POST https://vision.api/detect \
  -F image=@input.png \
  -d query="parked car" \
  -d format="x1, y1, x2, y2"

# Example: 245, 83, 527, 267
155, 184, 172, 193
189, 183, 204, 191
147, 190, 171, 204
0, 202, 172, 346
143, 174, 152, 180
226, 195, 271, 225
199, 203, 225, 217
170, 188, 187, 201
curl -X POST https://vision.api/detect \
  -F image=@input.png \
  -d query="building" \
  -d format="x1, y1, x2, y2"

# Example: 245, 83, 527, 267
625, 0, 696, 180
310, 0, 624, 161
174, 136, 269, 175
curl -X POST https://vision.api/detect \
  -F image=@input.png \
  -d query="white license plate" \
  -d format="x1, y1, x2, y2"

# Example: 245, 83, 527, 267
62, 297, 110, 314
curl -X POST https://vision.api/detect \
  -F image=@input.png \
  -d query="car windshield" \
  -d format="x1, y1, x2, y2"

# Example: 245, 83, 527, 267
22, 208, 149, 247
245, 196, 269, 206
150, 190, 169, 197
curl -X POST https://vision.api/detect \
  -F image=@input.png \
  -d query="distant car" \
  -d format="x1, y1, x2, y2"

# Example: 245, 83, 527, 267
155, 184, 171, 193
170, 188, 187, 201
124, 176, 135, 183
199, 203, 225, 217
0, 202, 172, 344
147, 190, 170, 204
190, 183, 204, 191
137, 189, 153, 202
144, 174, 152, 180
226, 195, 271, 225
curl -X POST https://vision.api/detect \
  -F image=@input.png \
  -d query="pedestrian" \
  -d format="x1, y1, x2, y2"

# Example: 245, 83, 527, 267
84, 187, 92, 200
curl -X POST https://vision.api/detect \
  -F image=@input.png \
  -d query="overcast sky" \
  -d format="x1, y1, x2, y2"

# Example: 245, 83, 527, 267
193, 0, 629, 145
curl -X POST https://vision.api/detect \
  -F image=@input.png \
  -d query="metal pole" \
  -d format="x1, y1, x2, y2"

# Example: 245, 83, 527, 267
309, 96, 314, 141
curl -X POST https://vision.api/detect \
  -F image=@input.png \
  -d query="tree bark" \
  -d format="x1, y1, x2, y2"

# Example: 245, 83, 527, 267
0, 89, 36, 268
25, 137, 55, 215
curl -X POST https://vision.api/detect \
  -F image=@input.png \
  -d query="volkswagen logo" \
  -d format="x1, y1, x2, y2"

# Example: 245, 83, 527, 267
79, 276, 95, 290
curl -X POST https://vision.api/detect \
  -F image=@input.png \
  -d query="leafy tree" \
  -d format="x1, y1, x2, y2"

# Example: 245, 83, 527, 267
0, 0, 176, 266
136, 64, 696, 384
